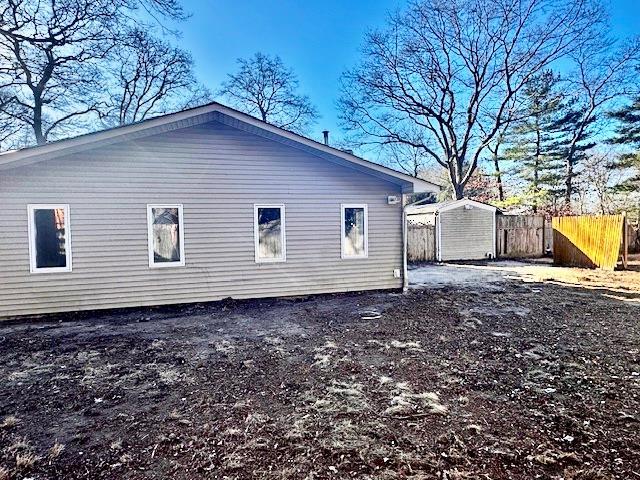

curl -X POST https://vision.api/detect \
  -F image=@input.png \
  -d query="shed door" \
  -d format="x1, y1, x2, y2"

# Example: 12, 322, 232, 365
439, 207, 494, 261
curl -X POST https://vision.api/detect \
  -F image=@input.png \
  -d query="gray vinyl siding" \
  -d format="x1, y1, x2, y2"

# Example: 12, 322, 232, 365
439, 207, 495, 261
0, 121, 403, 318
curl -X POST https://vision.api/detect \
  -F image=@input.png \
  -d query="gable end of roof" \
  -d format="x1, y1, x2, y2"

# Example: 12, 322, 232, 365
0, 102, 440, 194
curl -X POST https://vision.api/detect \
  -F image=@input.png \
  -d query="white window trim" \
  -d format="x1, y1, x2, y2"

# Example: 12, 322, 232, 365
341, 204, 368, 259
147, 204, 186, 268
27, 204, 72, 274
254, 204, 286, 263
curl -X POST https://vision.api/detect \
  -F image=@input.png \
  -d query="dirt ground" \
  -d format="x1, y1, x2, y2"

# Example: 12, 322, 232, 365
0, 261, 639, 479
417, 254, 640, 288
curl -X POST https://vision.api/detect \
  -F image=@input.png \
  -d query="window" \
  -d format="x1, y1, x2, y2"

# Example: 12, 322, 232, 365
147, 205, 185, 268
28, 204, 72, 273
254, 205, 286, 263
341, 204, 368, 259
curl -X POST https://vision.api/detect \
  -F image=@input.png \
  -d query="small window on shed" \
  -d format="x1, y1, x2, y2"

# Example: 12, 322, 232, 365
254, 205, 286, 263
147, 205, 185, 268
341, 204, 368, 259
28, 204, 72, 273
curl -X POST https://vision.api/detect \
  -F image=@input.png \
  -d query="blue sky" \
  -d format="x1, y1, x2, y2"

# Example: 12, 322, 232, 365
174, 0, 640, 145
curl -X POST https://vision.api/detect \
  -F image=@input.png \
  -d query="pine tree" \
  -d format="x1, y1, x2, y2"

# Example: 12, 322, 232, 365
547, 102, 597, 204
504, 71, 565, 213
608, 96, 640, 192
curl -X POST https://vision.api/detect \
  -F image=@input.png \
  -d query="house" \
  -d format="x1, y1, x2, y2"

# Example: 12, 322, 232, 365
406, 198, 497, 261
0, 102, 439, 318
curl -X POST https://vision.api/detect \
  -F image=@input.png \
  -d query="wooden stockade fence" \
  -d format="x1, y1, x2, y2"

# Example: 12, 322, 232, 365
496, 215, 553, 258
408, 215, 550, 262
407, 213, 630, 267
407, 224, 436, 262
628, 223, 640, 253
552, 214, 628, 270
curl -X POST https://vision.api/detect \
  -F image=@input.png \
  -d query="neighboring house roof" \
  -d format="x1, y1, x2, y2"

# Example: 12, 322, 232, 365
406, 198, 498, 214
0, 102, 440, 194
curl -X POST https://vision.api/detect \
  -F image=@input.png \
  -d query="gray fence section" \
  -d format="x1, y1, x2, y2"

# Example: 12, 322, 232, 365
628, 223, 640, 254
497, 215, 553, 258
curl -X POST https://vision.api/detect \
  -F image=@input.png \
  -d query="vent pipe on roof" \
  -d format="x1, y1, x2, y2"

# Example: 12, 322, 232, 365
322, 130, 329, 145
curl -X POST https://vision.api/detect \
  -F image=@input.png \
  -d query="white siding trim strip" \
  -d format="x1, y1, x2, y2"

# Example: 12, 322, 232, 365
253, 204, 287, 263
341, 204, 368, 259
492, 211, 497, 259
437, 199, 497, 213
436, 213, 442, 262
146, 204, 186, 268
27, 204, 72, 274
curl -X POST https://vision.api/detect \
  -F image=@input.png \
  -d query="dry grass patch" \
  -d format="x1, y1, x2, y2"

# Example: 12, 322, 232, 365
15, 451, 41, 470
312, 339, 339, 368
304, 380, 370, 414
0, 466, 9, 480
284, 417, 314, 441
156, 365, 193, 385
312, 353, 331, 368
223, 427, 243, 438
389, 340, 423, 351
384, 382, 448, 417
368, 339, 424, 352
149, 339, 166, 350
168, 408, 183, 420
0, 415, 20, 429
215, 339, 236, 355
244, 412, 271, 433
527, 449, 581, 466
49, 441, 65, 460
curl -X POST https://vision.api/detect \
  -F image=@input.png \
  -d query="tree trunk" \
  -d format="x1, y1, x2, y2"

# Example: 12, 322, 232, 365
565, 158, 573, 204
259, 106, 268, 122
492, 150, 504, 202
532, 117, 541, 214
33, 96, 46, 145
451, 173, 464, 200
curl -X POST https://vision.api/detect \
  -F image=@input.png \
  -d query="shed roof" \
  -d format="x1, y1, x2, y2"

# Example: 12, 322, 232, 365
0, 102, 440, 194
406, 198, 498, 214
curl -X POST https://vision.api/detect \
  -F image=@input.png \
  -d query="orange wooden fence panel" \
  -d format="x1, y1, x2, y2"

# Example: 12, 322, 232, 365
552, 215, 625, 270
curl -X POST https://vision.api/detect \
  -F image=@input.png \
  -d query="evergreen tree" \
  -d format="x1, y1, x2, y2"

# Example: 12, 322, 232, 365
547, 102, 597, 204
504, 71, 565, 213
608, 96, 640, 192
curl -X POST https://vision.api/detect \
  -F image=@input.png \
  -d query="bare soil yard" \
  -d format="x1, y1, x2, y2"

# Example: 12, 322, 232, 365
0, 261, 639, 479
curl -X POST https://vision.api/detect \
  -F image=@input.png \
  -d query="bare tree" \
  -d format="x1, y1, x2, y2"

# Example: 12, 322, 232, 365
219, 52, 318, 134
0, 92, 24, 150
339, 0, 605, 199
559, 39, 640, 204
0, 0, 120, 145
0, 0, 187, 146
107, 29, 209, 126
486, 125, 513, 203
367, 134, 435, 178
386, 143, 429, 177
572, 150, 626, 214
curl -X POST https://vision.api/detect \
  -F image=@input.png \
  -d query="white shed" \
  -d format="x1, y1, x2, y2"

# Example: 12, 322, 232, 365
407, 198, 497, 261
